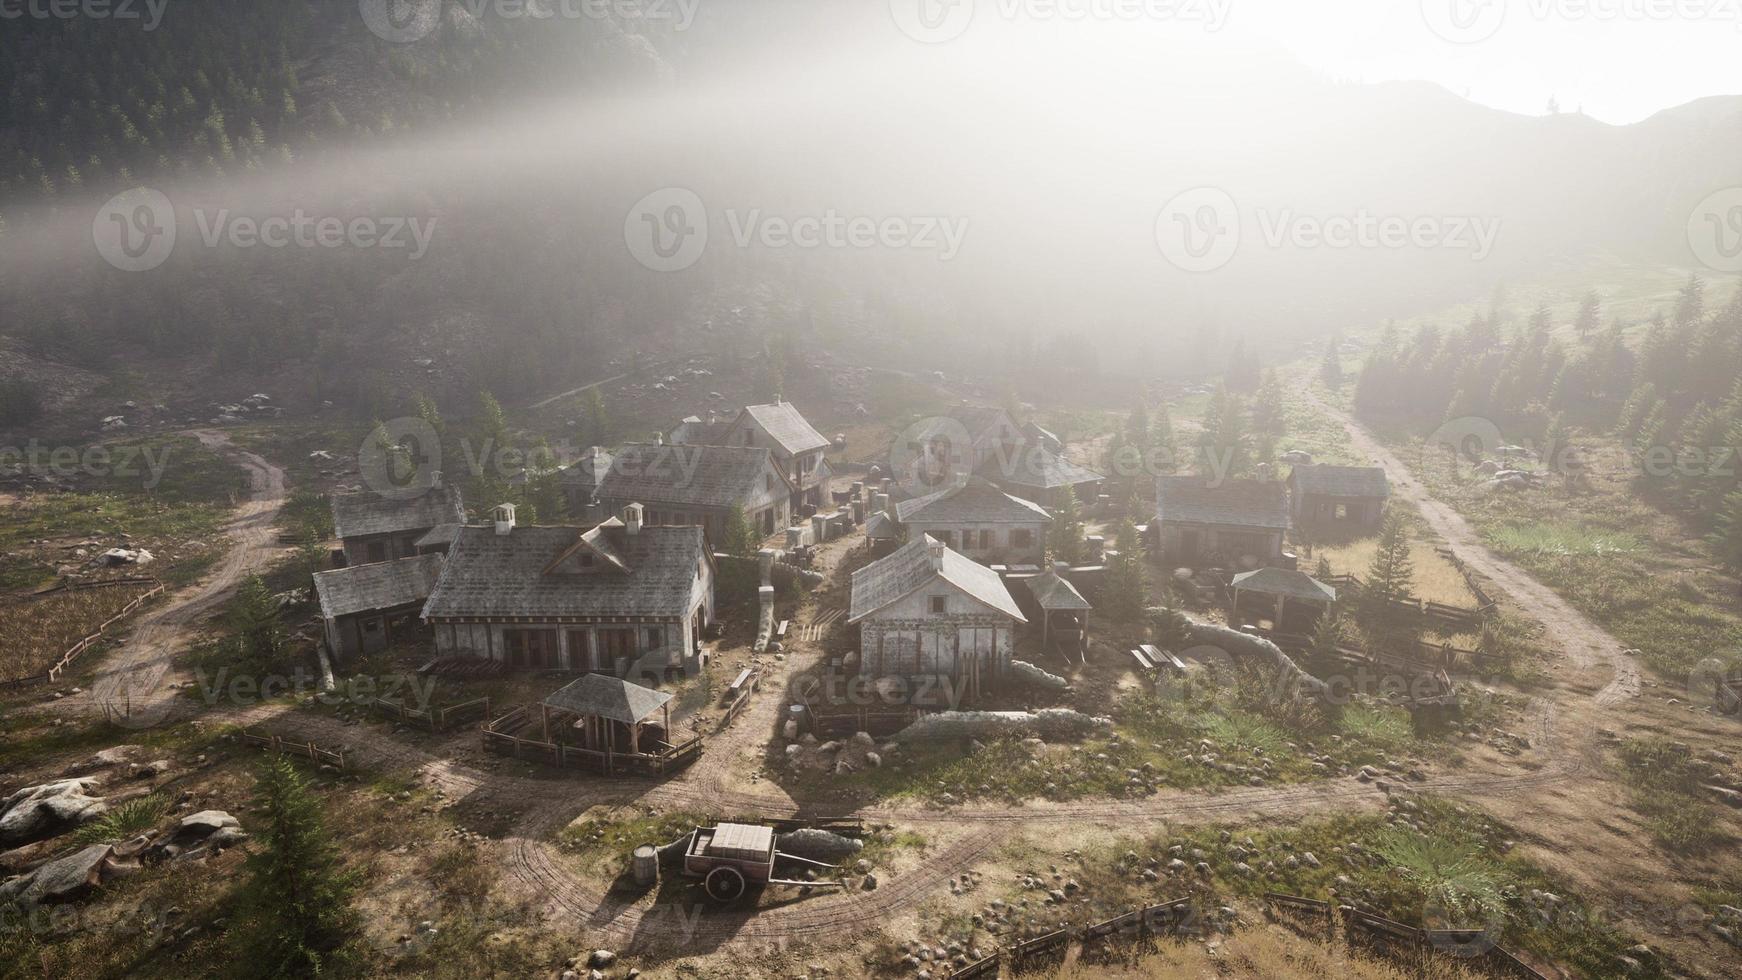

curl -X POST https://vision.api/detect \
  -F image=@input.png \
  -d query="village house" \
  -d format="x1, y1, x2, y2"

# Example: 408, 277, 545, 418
1154, 475, 1291, 567
671, 399, 834, 513
898, 405, 1025, 481
848, 534, 1026, 703
587, 442, 793, 541
330, 485, 466, 566
1285, 464, 1389, 529
981, 443, 1104, 509
893, 478, 1051, 565
312, 553, 447, 660
421, 503, 715, 678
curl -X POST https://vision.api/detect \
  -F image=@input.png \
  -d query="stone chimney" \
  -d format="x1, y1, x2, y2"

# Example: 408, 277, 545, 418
872, 492, 890, 516
492, 503, 516, 536
624, 502, 644, 535
655, 431, 664, 445
926, 535, 946, 570
774, 393, 783, 405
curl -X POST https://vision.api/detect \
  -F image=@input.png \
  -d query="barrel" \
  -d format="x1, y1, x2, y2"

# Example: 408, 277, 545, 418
632, 845, 659, 887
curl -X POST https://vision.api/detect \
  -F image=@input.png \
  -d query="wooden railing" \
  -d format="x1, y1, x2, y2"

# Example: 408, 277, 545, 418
241, 729, 348, 769
718, 669, 760, 730
481, 705, 703, 776
0, 578, 166, 691
369, 695, 491, 732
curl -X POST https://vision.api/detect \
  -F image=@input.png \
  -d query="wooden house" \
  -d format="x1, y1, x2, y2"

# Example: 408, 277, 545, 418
421, 503, 715, 679
893, 478, 1051, 565
981, 444, 1103, 508
330, 485, 466, 565
672, 399, 834, 512
312, 553, 446, 660
1286, 464, 1389, 529
590, 442, 793, 541
848, 535, 1026, 702
1154, 476, 1290, 566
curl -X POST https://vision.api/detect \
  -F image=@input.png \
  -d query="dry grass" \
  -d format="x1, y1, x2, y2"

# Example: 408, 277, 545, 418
0, 581, 158, 681
1054, 924, 1489, 979
1311, 536, 1474, 608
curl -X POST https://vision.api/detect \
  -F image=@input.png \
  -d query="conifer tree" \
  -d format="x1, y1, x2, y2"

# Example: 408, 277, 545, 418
1049, 484, 1085, 564
1102, 519, 1148, 622
239, 755, 358, 976
1360, 510, 1417, 653
719, 506, 757, 557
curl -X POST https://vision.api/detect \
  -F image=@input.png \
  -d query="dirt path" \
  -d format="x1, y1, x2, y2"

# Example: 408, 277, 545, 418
1297, 388, 1641, 706
85, 430, 288, 727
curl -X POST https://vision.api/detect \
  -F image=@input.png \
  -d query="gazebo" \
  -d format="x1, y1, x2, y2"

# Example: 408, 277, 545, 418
1025, 566, 1092, 661
539, 673, 673, 756
1228, 567, 1337, 630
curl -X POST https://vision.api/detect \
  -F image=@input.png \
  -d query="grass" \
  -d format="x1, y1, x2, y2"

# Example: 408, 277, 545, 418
1338, 703, 1414, 749
1614, 736, 1730, 855
70, 793, 172, 847
1487, 522, 1643, 558
1310, 521, 1478, 610
557, 808, 708, 878
0, 580, 160, 681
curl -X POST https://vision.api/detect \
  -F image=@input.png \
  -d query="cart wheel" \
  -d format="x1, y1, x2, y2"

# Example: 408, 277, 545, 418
704, 866, 747, 904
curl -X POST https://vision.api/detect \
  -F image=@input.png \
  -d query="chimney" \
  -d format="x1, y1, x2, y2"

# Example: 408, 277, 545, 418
706, 409, 717, 424
624, 502, 644, 535
926, 535, 946, 570
655, 431, 664, 445
774, 393, 783, 405
492, 503, 517, 536
430, 470, 443, 489
872, 492, 890, 515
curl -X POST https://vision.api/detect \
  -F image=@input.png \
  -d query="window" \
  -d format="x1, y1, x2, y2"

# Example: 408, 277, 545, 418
929, 595, 947, 614
366, 540, 387, 563
1334, 503, 1349, 520
1011, 529, 1033, 548
578, 553, 595, 569
981, 529, 996, 549
646, 627, 665, 650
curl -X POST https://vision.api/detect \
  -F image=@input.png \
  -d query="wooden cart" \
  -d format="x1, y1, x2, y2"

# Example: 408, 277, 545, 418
681, 822, 844, 903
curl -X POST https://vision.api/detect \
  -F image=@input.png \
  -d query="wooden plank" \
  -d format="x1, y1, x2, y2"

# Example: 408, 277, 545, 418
1129, 647, 1154, 671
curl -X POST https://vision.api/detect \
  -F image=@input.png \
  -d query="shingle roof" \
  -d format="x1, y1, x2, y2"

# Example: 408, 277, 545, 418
331, 486, 466, 540
1156, 476, 1290, 530
849, 535, 1026, 623
557, 448, 614, 489
1230, 567, 1337, 603
1288, 464, 1389, 499
864, 511, 900, 540
741, 402, 830, 455
906, 406, 1017, 448
313, 554, 446, 620
595, 443, 784, 510
894, 479, 1052, 524
422, 522, 707, 621
982, 445, 1103, 491
669, 416, 734, 446
543, 673, 671, 724
1026, 567, 1092, 611
414, 523, 462, 549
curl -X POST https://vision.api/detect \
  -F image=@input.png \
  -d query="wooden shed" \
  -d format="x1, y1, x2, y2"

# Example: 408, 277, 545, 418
312, 553, 446, 660
539, 673, 674, 757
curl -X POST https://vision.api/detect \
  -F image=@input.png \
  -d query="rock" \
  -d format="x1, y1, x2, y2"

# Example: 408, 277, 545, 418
861, 874, 878, 890
0, 779, 109, 848
0, 844, 113, 906
776, 828, 863, 863
588, 949, 616, 968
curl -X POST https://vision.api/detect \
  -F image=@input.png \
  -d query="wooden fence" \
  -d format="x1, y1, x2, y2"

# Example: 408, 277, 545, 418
241, 729, 348, 769
718, 669, 760, 730
950, 898, 1197, 979
0, 577, 166, 691
1338, 904, 1549, 980
369, 695, 491, 733
481, 705, 703, 776
1320, 573, 1484, 633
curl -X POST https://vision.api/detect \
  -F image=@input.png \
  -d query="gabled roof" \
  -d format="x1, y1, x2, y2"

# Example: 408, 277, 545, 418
1287, 464, 1390, 499
669, 416, 734, 446
330, 486, 466, 541
1026, 567, 1092, 611
982, 445, 1103, 491
740, 401, 830, 455
864, 511, 900, 540
422, 522, 708, 621
894, 479, 1052, 524
414, 523, 462, 550
1156, 476, 1290, 530
313, 553, 446, 620
543, 673, 672, 724
1022, 420, 1062, 451
595, 443, 786, 510
557, 447, 614, 489
1230, 567, 1337, 603
906, 406, 1018, 449
849, 535, 1026, 623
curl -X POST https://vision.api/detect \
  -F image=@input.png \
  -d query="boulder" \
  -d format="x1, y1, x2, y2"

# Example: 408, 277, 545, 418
0, 844, 113, 906
776, 828, 863, 864
1008, 660, 1069, 692
0, 779, 108, 848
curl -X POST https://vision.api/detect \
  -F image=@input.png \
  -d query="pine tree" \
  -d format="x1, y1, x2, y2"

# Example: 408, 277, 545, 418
1251, 369, 1285, 443
1572, 290, 1601, 340
583, 388, 610, 447
1049, 484, 1084, 564
1616, 382, 1658, 438
1196, 386, 1250, 478
1712, 490, 1742, 572
1102, 519, 1148, 622
1360, 510, 1417, 653
239, 755, 358, 976
719, 506, 757, 557
1150, 404, 1178, 476
228, 574, 285, 673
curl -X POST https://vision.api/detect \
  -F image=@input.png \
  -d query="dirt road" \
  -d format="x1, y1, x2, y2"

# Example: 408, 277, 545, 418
86, 430, 288, 727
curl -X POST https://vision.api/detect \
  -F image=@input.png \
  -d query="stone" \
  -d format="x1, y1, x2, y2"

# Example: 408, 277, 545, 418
0, 844, 113, 906
861, 874, 878, 890
588, 949, 616, 968
0, 779, 109, 848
